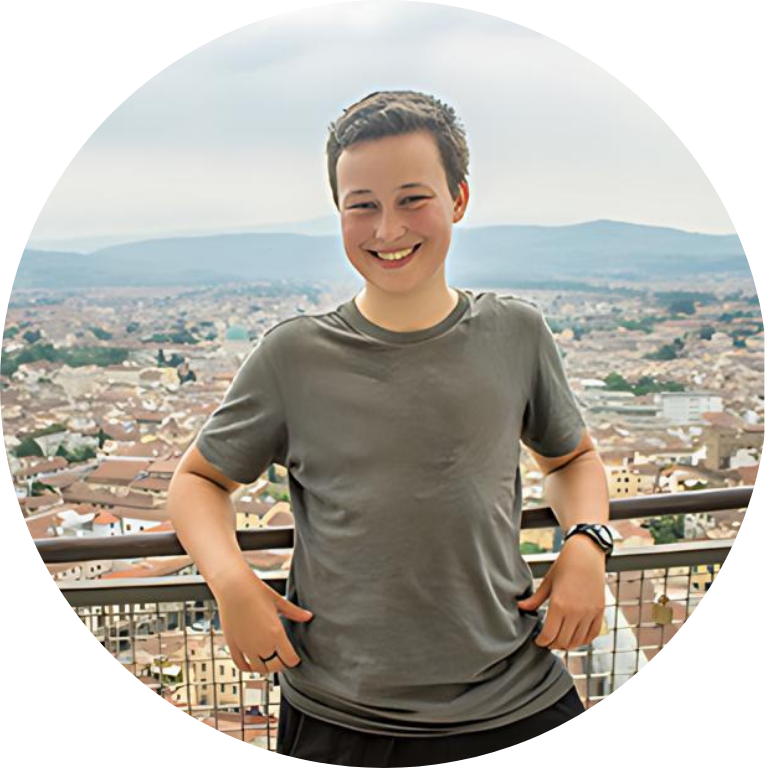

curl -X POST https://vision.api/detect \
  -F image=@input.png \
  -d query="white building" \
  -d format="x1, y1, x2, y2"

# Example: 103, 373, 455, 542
659, 391, 723, 425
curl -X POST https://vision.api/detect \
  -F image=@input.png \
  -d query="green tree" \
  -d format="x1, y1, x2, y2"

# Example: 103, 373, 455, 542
15, 437, 43, 458
90, 326, 113, 340
668, 299, 696, 315
644, 344, 679, 361
649, 514, 686, 544
96, 427, 110, 449
31, 480, 56, 496
604, 372, 632, 391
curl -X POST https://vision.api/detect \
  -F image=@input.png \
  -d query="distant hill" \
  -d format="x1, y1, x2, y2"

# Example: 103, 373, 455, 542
25, 215, 340, 253
16, 220, 749, 290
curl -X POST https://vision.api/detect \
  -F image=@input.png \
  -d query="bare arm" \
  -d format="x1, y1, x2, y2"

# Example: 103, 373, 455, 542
529, 429, 609, 534
166, 442, 253, 599
166, 441, 313, 673
518, 428, 609, 650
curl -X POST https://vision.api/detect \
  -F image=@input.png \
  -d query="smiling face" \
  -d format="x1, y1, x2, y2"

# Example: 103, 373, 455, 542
336, 130, 469, 297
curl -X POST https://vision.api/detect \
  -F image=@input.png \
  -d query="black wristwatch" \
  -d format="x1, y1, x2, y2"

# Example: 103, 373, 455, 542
563, 523, 614, 558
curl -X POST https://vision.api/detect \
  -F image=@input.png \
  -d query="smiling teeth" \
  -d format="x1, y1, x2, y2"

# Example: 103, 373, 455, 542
376, 246, 416, 261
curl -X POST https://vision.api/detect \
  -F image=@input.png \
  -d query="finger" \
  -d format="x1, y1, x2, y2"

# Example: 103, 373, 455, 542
584, 613, 604, 646
535, 610, 564, 648
534, 574, 553, 601
277, 627, 301, 669
555, 612, 583, 650
243, 654, 269, 675
230, 645, 253, 673
569, 616, 594, 648
259, 648, 280, 663
276, 638, 303, 669
545, 629, 566, 651
258, 648, 284, 674
247, 652, 279, 675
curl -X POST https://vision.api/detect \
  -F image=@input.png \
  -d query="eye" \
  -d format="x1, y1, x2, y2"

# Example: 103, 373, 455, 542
350, 195, 429, 208
348, 202, 375, 210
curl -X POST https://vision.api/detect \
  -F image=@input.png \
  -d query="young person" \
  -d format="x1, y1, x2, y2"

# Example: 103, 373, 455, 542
167, 90, 612, 767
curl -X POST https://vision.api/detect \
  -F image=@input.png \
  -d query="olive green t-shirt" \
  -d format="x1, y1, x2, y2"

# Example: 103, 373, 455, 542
195, 288, 587, 737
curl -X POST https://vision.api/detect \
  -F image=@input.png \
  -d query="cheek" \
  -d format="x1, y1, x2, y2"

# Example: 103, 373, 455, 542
341, 218, 369, 263
411, 207, 450, 236
341, 216, 367, 247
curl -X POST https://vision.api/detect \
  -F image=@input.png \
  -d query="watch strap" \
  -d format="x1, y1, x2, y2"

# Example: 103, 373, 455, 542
564, 523, 614, 557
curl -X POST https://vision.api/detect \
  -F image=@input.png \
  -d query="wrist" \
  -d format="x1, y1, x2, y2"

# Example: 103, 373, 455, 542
563, 522, 613, 558
208, 559, 258, 600
562, 531, 608, 559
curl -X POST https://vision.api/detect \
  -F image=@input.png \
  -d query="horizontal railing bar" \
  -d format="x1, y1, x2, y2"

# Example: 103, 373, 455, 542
35, 486, 752, 564
59, 539, 732, 607
521, 485, 752, 528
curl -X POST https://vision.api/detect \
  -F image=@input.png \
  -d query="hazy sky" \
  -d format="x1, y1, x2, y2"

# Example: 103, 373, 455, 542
29, 0, 735, 249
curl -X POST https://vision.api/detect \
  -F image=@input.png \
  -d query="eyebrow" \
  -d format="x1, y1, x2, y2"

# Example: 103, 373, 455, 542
343, 182, 430, 204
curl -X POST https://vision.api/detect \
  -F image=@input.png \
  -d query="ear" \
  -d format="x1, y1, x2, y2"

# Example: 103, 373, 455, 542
453, 180, 469, 223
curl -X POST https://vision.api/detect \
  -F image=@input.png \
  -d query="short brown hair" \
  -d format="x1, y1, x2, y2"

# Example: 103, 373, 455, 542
326, 90, 470, 209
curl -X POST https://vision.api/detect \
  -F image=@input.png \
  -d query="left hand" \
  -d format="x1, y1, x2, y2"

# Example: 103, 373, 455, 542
517, 535, 607, 651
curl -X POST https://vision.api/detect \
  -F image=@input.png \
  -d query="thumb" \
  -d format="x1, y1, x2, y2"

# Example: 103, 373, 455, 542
517, 577, 551, 610
276, 596, 314, 622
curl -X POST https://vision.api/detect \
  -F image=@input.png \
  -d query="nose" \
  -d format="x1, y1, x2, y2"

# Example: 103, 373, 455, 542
373, 206, 407, 245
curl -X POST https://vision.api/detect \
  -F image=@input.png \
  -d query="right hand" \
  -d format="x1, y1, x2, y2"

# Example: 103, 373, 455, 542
215, 571, 314, 676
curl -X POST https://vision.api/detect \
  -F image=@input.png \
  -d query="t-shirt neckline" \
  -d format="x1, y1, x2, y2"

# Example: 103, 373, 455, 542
339, 288, 470, 344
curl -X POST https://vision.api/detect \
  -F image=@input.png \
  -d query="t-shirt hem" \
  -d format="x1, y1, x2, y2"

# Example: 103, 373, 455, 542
277, 664, 577, 739
194, 434, 255, 486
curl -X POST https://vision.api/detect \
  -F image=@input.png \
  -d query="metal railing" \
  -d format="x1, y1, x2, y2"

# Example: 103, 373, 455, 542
36, 485, 751, 750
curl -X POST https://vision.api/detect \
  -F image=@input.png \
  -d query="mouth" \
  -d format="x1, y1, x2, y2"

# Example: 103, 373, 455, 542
368, 243, 421, 264
366, 243, 422, 262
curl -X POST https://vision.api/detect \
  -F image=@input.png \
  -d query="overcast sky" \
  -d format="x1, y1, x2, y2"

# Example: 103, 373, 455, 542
28, 1, 735, 249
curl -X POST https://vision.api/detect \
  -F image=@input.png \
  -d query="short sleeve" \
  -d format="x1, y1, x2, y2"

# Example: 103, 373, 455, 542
520, 310, 586, 457
195, 339, 288, 485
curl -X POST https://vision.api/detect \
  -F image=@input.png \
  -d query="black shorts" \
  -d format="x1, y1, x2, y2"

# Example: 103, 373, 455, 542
275, 683, 586, 767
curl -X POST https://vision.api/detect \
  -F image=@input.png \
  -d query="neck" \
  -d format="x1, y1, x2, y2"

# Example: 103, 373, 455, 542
354, 273, 459, 332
